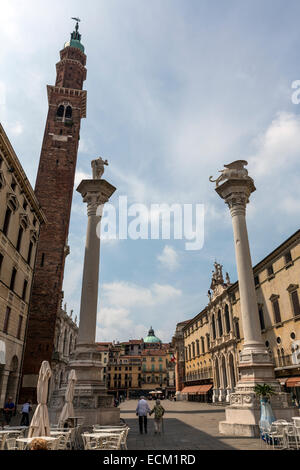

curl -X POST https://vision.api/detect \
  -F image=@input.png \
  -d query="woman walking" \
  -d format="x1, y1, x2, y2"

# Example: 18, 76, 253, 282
150, 399, 165, 435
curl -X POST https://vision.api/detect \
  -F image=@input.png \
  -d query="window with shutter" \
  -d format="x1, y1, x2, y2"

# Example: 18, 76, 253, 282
291, 290, 300, 317
258, 305, 265, 330
272, 299, 282, 324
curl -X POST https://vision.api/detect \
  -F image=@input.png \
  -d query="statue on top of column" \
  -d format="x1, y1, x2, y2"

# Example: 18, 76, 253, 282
209, 160, 252, 187
210, 261, 224, 290
91, 158, 109, 180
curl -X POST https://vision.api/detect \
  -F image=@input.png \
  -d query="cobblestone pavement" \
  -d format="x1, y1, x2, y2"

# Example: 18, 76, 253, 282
120, 400, 268, 450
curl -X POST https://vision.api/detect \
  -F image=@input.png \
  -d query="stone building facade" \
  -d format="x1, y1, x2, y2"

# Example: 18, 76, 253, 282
49, 304, 78, 399
172, 321, 190, 394
20, 24, 87, 402
175, 230, 300, 405
0, 124, 46, 407
97, 328, 176, 399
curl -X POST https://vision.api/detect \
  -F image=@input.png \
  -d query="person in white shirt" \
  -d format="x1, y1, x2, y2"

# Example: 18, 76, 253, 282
20, 400, 31, 426
136, 396, 151, 434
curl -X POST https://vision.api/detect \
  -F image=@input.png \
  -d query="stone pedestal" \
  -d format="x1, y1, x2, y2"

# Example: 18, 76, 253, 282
211, 161, 296, 436
49, 344, 119, 426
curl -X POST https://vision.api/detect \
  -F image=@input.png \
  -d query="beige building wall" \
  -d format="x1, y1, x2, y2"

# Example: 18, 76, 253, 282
0, 124, 45, 407
179, 230, 300, 404
184, 309, 213, 384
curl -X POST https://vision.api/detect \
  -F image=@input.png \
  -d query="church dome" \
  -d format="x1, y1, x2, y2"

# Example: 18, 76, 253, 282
144, 327, 162, 344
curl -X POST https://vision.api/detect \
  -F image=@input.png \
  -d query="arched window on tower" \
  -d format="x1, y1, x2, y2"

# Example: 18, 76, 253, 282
65, 106, 72, 120
56, 105, 65, 119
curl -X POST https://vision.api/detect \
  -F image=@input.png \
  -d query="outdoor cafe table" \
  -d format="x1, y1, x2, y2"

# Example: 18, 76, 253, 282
16, 436, 59, 450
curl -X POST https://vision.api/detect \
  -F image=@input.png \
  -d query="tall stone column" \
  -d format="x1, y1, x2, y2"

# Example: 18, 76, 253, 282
49, 158, 120, 426
211, 160, 295, 436
77, 179, 113, 345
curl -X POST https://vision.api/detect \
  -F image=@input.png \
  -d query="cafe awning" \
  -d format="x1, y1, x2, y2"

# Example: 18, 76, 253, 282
181, 384, 213, 395
286, 377, 300, 388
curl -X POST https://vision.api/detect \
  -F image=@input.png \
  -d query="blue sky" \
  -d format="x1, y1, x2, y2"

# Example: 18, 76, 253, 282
1, 0, 300, 343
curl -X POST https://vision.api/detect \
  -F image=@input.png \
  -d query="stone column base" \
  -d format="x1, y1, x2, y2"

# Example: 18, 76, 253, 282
49, 343, 120, 427
219, 391, 297, 437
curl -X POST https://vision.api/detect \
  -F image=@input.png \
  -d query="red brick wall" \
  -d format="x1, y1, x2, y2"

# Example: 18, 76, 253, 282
20, 46, 87, 402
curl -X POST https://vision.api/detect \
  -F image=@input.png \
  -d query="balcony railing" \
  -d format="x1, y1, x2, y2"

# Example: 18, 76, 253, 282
185, 367, 213, 382
274, 354, 300, 369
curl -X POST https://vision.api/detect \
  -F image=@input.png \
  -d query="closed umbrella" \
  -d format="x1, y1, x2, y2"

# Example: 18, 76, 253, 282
58, 370, 77, 427
28, 361, 52, 438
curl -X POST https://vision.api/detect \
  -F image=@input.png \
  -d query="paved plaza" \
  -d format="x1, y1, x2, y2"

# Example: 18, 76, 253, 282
120, 400, 266, 450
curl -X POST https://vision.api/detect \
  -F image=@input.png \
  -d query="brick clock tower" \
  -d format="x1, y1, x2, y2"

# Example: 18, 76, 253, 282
20, 21, 87, 402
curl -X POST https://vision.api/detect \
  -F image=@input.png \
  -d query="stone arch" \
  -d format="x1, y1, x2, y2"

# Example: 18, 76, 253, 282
56, 105, 65, 118
65, 106, 72, 119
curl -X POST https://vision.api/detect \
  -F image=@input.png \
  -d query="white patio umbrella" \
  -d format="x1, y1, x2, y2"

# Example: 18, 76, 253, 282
28, 361, 52, 438
58, 369, 77, 427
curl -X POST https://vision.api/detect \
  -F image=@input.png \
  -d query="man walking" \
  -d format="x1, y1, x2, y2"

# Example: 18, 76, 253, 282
20, 400, 31, 426
150, 399, 165, 435
136, 396, 150, 434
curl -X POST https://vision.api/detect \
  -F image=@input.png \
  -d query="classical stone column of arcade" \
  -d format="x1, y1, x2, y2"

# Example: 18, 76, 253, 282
49, 158, 120, 426
210, 160, 295, 436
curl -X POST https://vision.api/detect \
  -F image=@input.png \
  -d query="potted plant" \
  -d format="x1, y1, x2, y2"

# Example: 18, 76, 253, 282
254, 383, 276, 441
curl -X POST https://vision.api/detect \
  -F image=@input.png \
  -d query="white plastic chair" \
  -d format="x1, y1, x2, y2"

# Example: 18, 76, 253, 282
100, 432, 124, 450
268, 421, 288, 449
283, 424, 297, 450
0, 433, 8, 451
5, 438, 17, 450
81, 433, 99, 450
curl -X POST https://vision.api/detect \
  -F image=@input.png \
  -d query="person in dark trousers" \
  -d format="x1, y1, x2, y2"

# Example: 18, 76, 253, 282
136, 396, 150, 434
3, 397, 15, 425
20, 400, 31, 426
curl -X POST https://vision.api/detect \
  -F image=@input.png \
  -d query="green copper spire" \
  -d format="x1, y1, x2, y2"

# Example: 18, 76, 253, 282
64, 17, 85, 53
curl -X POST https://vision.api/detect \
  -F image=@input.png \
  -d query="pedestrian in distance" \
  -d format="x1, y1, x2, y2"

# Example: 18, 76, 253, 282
3, 397, 15, 425
20, 400, 32, 426
149, 399, 165, 435
136, 396, 150, 434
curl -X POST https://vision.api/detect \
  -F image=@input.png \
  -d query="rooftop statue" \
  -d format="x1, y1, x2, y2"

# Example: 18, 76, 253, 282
91, 157, 109, 180
209, 160, 252, 187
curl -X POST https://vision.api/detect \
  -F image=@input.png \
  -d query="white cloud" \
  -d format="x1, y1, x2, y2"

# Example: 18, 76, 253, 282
96, 280, 182, 342
75, 170, 91, 186
157, 245, 179, 271
249, 112, 300, 178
